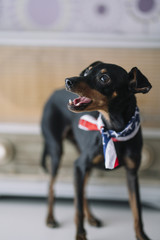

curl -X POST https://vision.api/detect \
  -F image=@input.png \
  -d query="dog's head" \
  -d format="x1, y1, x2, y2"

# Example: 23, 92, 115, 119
65, 61, 152, 113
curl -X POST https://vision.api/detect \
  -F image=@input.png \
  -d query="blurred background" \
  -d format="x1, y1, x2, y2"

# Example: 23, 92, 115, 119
0, 0, 159, 239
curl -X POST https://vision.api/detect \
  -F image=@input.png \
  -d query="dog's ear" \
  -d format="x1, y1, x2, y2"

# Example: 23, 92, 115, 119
128, 67, 152, 94
89, 61, 103, 67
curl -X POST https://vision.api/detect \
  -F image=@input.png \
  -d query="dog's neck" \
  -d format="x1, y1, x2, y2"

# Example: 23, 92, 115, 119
100, 94, 137, 132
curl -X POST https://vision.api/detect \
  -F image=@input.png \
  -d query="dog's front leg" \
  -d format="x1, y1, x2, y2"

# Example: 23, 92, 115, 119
74, 159, 89, 240
126, 168, 151, 240
83, 171, 102, 227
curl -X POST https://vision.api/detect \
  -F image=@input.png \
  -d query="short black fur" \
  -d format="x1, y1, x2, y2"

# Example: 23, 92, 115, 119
41, 61, 152, 240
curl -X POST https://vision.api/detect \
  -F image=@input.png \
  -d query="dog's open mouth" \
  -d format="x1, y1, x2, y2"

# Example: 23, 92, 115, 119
68, 96, 92, 111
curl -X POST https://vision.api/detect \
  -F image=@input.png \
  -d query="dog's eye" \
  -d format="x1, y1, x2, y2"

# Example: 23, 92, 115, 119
84, 69, 89, 76
99, 74, 111, 84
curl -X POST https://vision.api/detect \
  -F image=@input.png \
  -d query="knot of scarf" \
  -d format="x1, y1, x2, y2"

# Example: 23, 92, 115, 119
78, 107, 140, 169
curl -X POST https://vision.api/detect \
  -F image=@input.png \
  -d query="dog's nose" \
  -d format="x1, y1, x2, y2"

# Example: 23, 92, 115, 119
65, 78, 73, 88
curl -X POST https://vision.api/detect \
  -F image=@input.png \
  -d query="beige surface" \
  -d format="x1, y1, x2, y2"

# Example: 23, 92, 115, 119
0, 198, 159, 240
0, 46, 159, 126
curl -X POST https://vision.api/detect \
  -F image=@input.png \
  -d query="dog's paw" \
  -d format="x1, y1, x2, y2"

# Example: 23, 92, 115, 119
88, 216, 103, 227
76, 233, 88, 240
46, 216, 59, 228
136, 231, 151, 240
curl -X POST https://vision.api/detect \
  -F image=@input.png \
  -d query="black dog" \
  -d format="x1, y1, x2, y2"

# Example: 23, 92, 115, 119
41, 61, 152, 240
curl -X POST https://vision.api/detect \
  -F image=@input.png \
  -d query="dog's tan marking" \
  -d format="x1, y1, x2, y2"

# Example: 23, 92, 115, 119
74, 171, 90, 228
48, 177, 55, 216
128, 189, 143, 239
130, 68, 137, 85
100, 68, 107, 74
88, 66, 92, 71
46, 176, 58, 227
74, 171, 91, 237
130, 79, 136, 85
75, 169, 101, 235
92, 154, 104, 164
112, 91, 118, 98
73, 82, 109, 112
99, 110, 110, 122
83, 172, 101, 227
124, 157, 136, 169
83, 172, 90, 219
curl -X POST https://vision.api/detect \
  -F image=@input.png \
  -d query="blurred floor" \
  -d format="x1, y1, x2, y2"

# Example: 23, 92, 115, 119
0, 197, 159, 240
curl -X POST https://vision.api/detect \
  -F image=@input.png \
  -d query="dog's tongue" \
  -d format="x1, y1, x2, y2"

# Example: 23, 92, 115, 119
73, 97, 91, 106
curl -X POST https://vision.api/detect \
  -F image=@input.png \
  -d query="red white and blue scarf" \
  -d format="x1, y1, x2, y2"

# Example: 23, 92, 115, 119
78, 107, 140, 170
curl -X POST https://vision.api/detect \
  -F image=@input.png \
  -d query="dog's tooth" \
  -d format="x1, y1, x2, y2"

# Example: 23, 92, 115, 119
76, 102, 81, 106
69, 99, 72, 105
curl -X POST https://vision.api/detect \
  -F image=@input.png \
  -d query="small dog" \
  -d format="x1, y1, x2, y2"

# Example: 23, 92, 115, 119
41, 61, 152, 240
